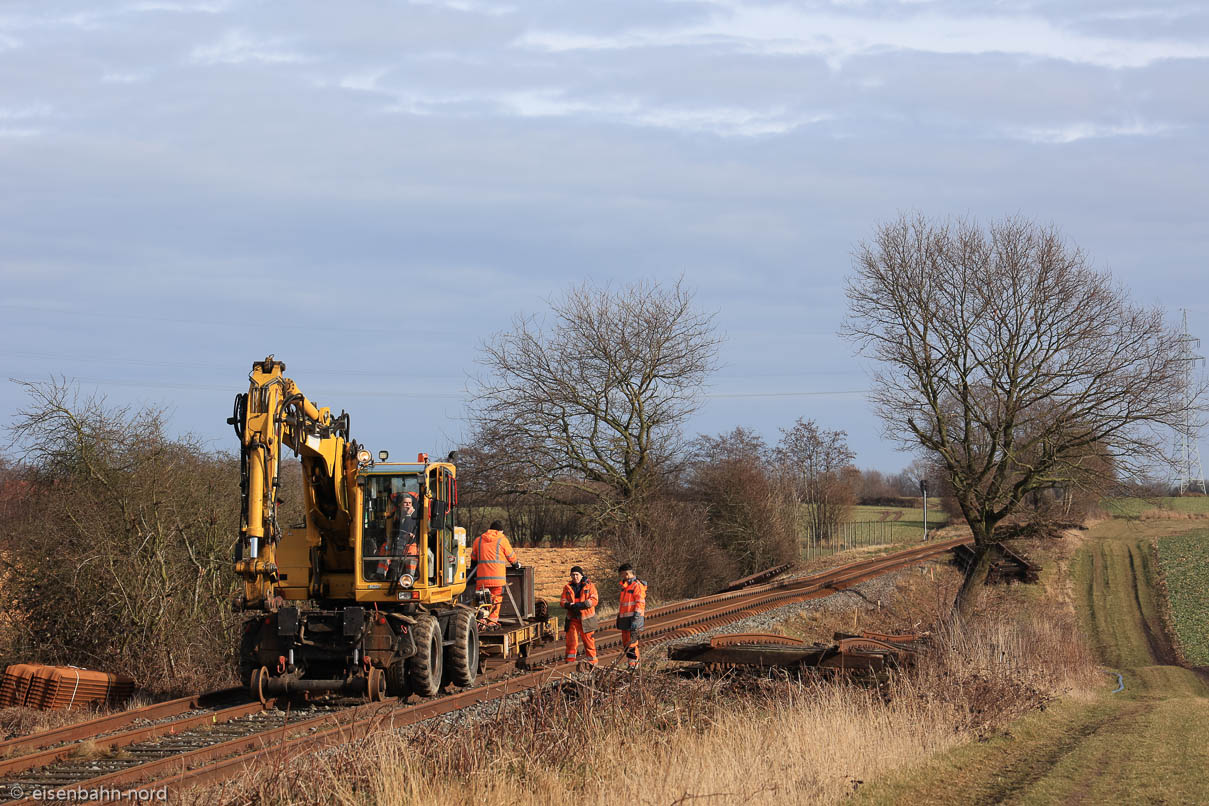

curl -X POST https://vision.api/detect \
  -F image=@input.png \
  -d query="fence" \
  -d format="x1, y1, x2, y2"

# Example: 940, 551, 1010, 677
801, 519, 929, 562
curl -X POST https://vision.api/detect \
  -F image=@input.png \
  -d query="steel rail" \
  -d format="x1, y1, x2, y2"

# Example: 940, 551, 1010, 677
0, 700, 267, 777
0, 688, 246, 759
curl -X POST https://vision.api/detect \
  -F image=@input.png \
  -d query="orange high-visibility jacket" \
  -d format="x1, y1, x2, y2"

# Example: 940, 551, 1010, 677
560, 579, 599, 621
470, 530, 518, 588
619, 578, 646, 617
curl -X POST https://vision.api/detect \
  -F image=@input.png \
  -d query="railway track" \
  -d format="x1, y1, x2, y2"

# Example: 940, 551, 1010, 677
0, 536, 967, 803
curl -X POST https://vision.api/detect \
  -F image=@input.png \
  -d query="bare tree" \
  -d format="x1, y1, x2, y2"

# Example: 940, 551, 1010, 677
843, 214, 1191, 617
687, 427, 799, 574
774, 419, 857, 542
469, 278, 721, 519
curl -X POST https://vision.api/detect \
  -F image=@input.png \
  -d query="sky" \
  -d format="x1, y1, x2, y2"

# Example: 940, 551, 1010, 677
1, 0, 1207, 473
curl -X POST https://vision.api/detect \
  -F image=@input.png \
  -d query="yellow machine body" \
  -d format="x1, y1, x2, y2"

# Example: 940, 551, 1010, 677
230, 356, 468, 611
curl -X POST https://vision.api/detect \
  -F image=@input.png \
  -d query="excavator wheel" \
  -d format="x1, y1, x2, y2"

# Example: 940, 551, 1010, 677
407, 615, 444, 697
443, 608, 479, 688
386, 653, 412, 698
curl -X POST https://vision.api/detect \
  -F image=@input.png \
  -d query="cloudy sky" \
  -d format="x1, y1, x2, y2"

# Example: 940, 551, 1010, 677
1, 0, 1206, 471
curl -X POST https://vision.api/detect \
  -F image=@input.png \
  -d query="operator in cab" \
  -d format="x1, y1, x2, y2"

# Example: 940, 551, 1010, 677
380, 491, 420, 585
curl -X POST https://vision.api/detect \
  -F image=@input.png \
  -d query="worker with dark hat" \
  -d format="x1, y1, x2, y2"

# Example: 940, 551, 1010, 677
560, 565, 599, 665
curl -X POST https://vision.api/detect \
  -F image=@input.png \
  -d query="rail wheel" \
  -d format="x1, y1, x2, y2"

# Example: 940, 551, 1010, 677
443, 608, 479, 688
407, 615, 444, 697
251, 666, 271, 705
367, 666, 386, 701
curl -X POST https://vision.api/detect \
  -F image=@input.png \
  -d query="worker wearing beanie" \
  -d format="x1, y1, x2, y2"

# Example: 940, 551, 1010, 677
560, 565, 599, 665
616, 563, 647, 669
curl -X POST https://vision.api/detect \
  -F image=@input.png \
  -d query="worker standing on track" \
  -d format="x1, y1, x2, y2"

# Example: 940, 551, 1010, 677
615, 563, 647, 670
560, 565, 599, 666
470, 520, 520, 626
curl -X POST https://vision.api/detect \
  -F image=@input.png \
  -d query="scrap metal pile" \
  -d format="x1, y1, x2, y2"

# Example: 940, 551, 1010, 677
667, 630, 920, 675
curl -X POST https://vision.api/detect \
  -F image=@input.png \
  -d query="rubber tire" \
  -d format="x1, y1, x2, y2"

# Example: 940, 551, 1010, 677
386, 654, 412, 698
407, 615, 444, 697
444, 608, 479, 688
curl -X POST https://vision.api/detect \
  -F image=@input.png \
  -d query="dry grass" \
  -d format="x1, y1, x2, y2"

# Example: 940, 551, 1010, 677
187, 610, 1098, 805
0, 704, 106, 741
191, 673, 974, 806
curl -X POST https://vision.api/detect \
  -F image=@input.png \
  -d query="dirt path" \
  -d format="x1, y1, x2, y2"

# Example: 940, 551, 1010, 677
856, 524, 1209, 805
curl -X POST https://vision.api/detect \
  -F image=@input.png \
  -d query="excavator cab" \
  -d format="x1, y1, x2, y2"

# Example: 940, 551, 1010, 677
359, 473, 421, 584
353, 461, 467, 604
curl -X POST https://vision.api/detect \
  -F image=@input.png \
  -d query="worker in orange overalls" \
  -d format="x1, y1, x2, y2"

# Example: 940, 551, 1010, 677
615, 563, 647, 670
560, 565, 599, 666
470, 520, 520, 625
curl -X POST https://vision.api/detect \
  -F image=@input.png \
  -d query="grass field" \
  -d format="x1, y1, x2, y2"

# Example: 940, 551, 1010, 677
855, 518, 1209, 804
1099, 495, 1209, 518
1157, 530, 1209, 666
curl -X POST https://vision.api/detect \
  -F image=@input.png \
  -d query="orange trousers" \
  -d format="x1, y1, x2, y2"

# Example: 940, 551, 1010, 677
622, 630, 640, 667
565, 618, 597, 663
479, 585, 504, 622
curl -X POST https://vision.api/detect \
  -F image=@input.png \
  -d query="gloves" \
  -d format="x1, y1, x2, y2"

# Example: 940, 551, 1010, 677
513, 562, 523, 570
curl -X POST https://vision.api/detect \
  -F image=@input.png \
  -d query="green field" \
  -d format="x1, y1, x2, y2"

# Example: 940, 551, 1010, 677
856, 519, 1209, 805
847, 504, 947, 541
1100, 496, 1209, 518
1157, 530, 1209, 666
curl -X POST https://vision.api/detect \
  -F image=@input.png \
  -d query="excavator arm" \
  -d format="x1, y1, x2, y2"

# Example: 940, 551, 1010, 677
228, 356, 359, 609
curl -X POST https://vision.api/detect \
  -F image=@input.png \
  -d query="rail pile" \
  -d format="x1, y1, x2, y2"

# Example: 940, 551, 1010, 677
668, 630, 920, 674
0, 536, 967, 804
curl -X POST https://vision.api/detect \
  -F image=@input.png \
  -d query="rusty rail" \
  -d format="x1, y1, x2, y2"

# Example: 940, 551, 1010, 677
717, 563, 794, 593
0, 687, 246, 760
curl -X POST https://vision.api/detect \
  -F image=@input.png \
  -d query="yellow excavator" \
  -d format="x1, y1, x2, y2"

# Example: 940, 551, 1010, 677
228, 357, 553, 700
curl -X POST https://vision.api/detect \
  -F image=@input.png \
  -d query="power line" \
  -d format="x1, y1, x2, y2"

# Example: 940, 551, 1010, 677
2, 372, 870, 401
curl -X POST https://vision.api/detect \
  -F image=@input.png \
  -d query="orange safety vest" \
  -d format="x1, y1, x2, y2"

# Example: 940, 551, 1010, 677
619, 578, 646, 617
470, 529, 517, 588
559, 579, 598, 620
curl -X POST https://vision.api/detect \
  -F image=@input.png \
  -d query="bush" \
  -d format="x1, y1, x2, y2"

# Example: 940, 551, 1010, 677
0, 381, 241, 696
601, 494, 735, 600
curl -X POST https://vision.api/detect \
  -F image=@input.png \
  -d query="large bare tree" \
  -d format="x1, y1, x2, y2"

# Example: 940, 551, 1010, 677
843, 215, 1191, 616
469, 278, 720, 519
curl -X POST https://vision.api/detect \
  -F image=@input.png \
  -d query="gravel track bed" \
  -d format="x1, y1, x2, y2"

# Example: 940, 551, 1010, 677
656, 569, 912, 655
